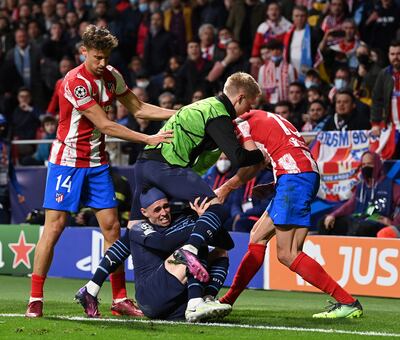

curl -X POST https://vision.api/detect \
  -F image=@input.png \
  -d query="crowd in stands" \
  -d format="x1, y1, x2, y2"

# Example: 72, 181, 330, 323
0, 0, 399, 236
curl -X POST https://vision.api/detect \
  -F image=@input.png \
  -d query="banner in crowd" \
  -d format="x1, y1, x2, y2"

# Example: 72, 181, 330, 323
1, 225, 399, 298
310, 127, 396, 201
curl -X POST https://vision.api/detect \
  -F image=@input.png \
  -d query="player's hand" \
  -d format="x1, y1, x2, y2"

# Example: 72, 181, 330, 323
215, 186, 230, 204
251, 182, 275, 200
324, 215, 335, 230
190, 197, 211, 216
370, 125, 381, 137
144, 130, 173, 145
17, 194, 25, 204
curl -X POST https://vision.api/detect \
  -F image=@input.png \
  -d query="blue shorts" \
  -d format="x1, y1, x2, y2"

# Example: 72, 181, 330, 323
135, 264, 187, 320
43, 163, 117, 213
266, 172, 320, 228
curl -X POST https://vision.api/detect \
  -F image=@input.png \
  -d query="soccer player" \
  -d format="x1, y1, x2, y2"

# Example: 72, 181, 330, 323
25, 25, 174, 318
217, 110, 363, 318
130, 72, 265, 226
76, 188, 233, 322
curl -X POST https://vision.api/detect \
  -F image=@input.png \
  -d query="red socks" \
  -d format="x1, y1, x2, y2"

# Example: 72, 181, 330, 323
290, 252, 355, 304
109, 272, 127, 300
220, 243, 266, 305
30, 274, 46, 298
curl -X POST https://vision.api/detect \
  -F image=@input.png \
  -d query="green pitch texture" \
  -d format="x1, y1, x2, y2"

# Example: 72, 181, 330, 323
0, 276, 399, 339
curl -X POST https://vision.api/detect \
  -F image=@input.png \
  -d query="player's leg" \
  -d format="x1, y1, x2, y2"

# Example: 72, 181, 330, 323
26, 163, 83, 318
276, 226, 362, 318
220, 211, 275, 305
203, 248, 229, 300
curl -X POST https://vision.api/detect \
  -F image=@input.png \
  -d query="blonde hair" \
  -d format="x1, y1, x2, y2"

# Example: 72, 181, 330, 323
223, 72, 261, 99
82, 24, 118, 51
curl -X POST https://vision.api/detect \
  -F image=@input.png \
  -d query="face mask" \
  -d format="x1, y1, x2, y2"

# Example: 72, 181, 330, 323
219, 37, 232, 45
305, 80, 317, 89
136, 80, 149, 88
334, 78, 347, 90
361, 166, 373, 179
79, 54, 86, 62
271, 55, 282, 64
139, 3, 149, 12
216, 159, 231, 173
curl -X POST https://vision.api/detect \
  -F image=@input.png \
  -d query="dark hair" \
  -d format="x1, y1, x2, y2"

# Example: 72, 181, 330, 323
293, 5, 308, 14
305, 69, 321, 79
308, 99, 327, 111
274, 100, 293, 111
264, 39, 284, 51
389, 39, 400, 49
82, 24, 118, 51
289, 81, 305, 92
335, 88, 355, 102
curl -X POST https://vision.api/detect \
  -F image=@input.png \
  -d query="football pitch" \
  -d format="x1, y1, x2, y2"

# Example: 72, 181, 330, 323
0, 276, 399, 339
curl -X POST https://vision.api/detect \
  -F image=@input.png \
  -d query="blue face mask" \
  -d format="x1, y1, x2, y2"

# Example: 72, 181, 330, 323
334, 78, 348, 90
79, 54, 86, 63
271, 55, 282, 64
139, 3, 149, 12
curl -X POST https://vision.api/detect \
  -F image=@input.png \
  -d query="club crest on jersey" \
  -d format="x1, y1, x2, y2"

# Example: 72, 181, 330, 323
74, 85, 87, 98
106, 82, 115, 92
55, 193, 64, 203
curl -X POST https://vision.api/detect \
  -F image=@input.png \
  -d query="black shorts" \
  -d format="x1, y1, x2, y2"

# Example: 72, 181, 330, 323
135, 263, 188, 320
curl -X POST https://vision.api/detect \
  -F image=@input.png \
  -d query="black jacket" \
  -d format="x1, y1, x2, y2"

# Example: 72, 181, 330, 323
371, 66, 394, 125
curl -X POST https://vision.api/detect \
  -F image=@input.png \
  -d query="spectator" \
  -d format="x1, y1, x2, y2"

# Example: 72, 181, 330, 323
191, 0, 228, 33
287, 81, 308, 129
65, 11, 81, 50
46, 57, 75, 117
20, 115, 57, 166
163, 0, 193, 56
198, 23, 218, 62
17, 4, 33, 29
0, 114, 25, 223
191, 88, 206, 102
1, 28, 46, 110
320, 0, 348, 33
135, 0, 152, 58
319, 18, 361, 73
127, 56, 145, 88
365, 0, 400, 57
72, 0, 90, 23
89, 0, 113, 23
0, 16, 14, 59
55, 1, 68, 21
27, 20, 45, 49
39, 0, 57, 32
257, 39, 297, 108
284, 5, 323, 80
319, 151, 400, 236
116, 101, 130, 126
176, 41, 213, 103
143, 11, 174, 76
323, 89, 371, 130
158, 92, 175, 109
216, 26, 233, 52
226, 0, 266, 57
273, 100, 293, 121
307, 86, 325, 104
207, 40, 250, 91
371, 39, 400, 158
328, 65, 352, 101
302, 99, 330, 132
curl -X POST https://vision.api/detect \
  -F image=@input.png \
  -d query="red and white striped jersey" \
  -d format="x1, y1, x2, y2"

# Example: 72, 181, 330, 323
49, 64, 129, 167
234, 110, 319, 178
391, 71, 400, 131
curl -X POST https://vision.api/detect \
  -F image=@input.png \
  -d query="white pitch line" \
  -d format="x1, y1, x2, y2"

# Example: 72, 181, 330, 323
1, 313, 399, 338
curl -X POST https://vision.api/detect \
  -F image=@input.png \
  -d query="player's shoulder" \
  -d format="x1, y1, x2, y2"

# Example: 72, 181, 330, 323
105, 65, 123, 78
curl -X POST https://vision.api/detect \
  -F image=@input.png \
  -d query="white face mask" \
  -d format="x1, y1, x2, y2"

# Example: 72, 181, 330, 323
216, 159, 231, 173
136, 80, 149, 88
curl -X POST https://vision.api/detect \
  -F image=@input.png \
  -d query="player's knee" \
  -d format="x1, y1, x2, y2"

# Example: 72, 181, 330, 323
101, 219, 120, 241
276, 247, 293, 267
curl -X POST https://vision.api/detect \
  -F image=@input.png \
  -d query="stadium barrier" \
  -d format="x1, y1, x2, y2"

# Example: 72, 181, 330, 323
1, 225, 399, 298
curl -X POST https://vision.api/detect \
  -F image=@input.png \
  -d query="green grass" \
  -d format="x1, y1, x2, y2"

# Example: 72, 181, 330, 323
0, 276, 399, 339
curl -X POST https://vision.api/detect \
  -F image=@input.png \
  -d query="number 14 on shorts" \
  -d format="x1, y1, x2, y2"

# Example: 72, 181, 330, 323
56, 175, 72, 193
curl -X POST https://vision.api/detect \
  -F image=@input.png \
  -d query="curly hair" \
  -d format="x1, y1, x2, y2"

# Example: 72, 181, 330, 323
82, 24, 118, 51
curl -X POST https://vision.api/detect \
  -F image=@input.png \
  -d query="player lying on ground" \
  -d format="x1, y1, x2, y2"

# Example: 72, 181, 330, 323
25, 25, 174, 318
76, 188, 233, 322
217, 110, 363, 319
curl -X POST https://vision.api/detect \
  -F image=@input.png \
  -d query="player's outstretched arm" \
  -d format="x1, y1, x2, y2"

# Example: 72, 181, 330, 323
83, 103, 173, 145
118, 91, 176, 121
